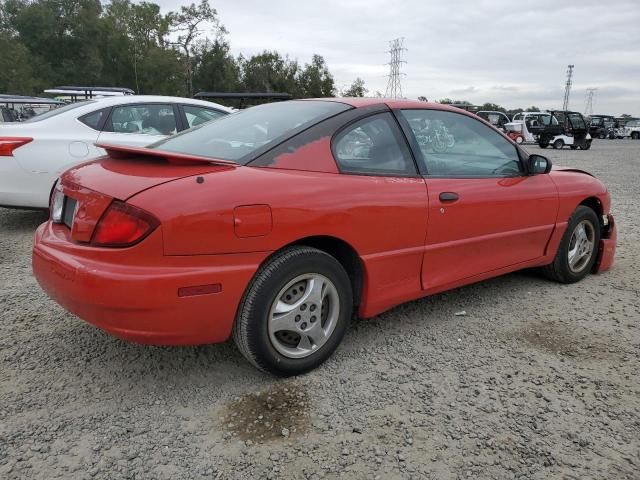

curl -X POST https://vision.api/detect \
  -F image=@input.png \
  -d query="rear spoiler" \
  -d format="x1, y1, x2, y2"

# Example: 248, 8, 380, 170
96, 143, 239, 167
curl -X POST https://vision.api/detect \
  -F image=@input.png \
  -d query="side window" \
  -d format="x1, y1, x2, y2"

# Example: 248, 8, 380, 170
400, 109, 522, 177
332, 113, 416, 176
106, 104, 177, 135
78, 108, 109, 130
568, 113, 586, 129
183, 105, 226, 128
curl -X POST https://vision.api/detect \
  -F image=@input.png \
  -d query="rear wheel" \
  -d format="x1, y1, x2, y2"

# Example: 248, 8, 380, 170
580, 140, 592, 150
632, 132, 640, 140
233, 246, 353, 376
539, 142, 549, 149
598, 132, 606, 139
515, 136, 524, 144
553, 139, 564, 150
541, 206, 600, 283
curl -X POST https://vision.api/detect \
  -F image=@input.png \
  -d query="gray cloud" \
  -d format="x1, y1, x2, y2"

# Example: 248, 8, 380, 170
154, 0, 640, 115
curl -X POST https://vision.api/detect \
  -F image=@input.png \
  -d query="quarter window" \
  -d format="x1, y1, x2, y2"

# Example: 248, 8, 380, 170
400, 109, 522, 177
183, 105, 226, 128
333, 113, 416, 176
78, 108, 109, 130
106, 104, 177, 135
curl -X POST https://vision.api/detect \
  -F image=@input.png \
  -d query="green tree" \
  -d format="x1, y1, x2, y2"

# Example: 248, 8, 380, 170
193, 39, 240, 93
342, 77, 367, 97
0, 32, 40, 93
297, 54, 335, 97
525, 106, 540, 112
168, 0, 223, 96
240, 51, 301, 95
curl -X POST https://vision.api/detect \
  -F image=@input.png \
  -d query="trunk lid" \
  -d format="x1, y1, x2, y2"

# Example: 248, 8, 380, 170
61, 144, 237, 201
58, 144, 238, 243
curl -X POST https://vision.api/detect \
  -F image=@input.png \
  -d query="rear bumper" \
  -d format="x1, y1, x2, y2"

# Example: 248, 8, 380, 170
595, 214, 616, 273
32, 222, 269, 345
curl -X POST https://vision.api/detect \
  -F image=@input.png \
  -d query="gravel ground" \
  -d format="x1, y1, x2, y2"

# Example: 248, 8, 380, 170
0, 140, 638, 480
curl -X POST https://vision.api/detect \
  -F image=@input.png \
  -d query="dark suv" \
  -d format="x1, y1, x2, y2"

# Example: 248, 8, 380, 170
538, 111, 591, 150
588, 115, 618, 139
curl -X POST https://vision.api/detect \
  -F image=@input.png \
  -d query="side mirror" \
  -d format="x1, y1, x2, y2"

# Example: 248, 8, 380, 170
528, 154, 552, 175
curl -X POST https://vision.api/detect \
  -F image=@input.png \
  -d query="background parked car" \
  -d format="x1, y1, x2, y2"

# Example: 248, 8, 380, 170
621, 119, 640, 139
0, 95, 231, 209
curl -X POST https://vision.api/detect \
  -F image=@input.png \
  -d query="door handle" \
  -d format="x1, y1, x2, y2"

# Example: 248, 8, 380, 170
439, 192, 459, 202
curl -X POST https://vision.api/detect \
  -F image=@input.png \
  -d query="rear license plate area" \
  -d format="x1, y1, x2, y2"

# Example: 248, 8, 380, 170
62, 197, 77, 229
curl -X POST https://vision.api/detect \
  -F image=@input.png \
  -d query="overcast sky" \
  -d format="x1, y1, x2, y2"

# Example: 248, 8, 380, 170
154, 0, 640, 115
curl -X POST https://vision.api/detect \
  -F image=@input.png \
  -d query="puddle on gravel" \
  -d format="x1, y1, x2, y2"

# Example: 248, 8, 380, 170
219, 381, 310, 442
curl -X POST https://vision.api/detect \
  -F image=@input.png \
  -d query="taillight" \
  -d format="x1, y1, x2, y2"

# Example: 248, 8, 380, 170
50, 184, 65, 223
91, 201, 159, 247
0, 137, 33, 156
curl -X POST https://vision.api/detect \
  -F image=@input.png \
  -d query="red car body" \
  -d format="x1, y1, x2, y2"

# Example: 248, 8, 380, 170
32, 99, 617, 347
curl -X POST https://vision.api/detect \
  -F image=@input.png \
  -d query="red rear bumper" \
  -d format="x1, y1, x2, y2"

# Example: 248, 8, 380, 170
595, 214, 616, 273
32, 222, 268, 345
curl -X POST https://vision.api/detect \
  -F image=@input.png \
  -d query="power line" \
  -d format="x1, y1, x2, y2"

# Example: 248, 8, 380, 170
584, 88, 597, 116
562, 64, 574, 111
385, 38, 407, 99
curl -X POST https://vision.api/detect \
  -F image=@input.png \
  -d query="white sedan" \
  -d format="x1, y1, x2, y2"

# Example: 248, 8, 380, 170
0, 95, 232, 209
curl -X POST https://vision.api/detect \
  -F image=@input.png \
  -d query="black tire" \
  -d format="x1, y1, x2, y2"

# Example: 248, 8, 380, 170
233, 246, 353, 376
539, 142, 549, 149
553, 139, 564, 150
541, 206, 600, 284
632, 132, 640, 140
580, 140, 591, 150
598, 133, 606, 139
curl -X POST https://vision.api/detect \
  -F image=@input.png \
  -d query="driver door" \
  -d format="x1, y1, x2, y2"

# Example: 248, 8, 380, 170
397, 108, 559, 292
97, 103, 178, 147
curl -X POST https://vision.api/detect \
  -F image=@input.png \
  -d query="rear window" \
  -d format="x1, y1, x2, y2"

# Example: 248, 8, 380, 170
151, 100, 351, 164
23, 100, 96, 122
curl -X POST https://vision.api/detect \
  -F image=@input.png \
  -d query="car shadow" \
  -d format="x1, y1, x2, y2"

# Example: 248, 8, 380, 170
0, 207, 48, 233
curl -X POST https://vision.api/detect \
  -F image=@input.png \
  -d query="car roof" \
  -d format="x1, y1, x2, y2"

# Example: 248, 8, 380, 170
81, 95, 234, 112
309, 97, 488, 116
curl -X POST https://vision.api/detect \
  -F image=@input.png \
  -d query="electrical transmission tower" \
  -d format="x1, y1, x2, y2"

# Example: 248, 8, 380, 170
584, 88, 597, 116
385, 38, 407, 98
562, 64, 575, 111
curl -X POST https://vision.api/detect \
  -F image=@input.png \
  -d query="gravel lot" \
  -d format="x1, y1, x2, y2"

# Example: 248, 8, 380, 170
1, 140, 638, 480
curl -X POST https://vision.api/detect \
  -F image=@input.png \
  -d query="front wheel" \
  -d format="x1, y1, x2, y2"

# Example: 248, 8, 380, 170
539, 142, 549, 149
632, 132, 640, 140
541, 206, 600, 283
580, 140, 592, 150
233, 246, 353, 376
553, 139, 564, 149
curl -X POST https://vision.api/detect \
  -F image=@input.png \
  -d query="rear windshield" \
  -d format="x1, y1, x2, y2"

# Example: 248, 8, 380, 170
23, 100, 96, 122
151, 100, 351, 163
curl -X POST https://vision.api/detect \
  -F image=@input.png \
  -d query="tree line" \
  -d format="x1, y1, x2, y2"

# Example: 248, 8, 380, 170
0, 0, 364, 100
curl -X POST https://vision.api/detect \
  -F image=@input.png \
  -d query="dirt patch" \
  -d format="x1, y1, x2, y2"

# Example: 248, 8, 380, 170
519, 320, 624, 361
520, 321, 580, 356
219, 381, 310, 442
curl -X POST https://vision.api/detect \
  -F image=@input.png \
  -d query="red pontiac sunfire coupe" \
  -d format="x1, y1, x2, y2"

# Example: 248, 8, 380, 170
33, 99, 617, 375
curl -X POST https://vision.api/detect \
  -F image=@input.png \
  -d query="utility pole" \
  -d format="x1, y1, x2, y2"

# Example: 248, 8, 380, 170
385, 38, 407, 99
584, 88, 597, 116
562, 64, 574, 111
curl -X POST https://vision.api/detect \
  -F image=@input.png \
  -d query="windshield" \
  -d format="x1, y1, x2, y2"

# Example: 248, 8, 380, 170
151, 100, 351, 163
23, 100, 95, 122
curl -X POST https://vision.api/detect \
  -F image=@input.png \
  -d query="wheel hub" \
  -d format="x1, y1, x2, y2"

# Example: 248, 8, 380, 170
268, 274, 339, 359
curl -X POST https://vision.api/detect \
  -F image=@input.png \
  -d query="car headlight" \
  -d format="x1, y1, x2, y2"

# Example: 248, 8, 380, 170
51, 185, 65, 223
